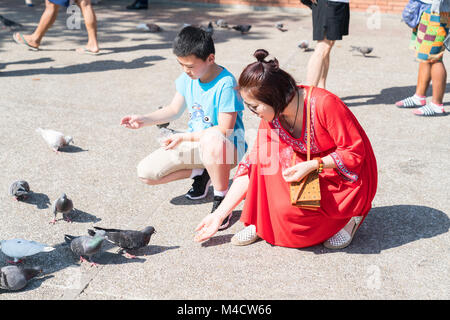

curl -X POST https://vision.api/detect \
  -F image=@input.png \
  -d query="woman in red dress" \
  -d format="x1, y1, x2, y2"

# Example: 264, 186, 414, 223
194, 49, 377, 249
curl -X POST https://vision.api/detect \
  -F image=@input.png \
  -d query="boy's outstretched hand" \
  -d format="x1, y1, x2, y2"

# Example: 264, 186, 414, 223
162, 133, 186, 150
120, 115, 146, 129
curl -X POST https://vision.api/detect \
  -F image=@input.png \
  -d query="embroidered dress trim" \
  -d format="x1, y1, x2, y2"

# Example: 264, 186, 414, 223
270, 116, 320, 154
330, 151, 359, 182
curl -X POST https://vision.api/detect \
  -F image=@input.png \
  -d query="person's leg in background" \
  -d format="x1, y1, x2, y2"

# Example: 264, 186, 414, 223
75, 0, 100, 54
305, 37, 335, 89
14, 0, 60, 50
413, 59, 447, 115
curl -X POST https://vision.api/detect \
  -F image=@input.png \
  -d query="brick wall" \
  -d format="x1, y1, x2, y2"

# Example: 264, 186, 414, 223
161, 0, 409, 14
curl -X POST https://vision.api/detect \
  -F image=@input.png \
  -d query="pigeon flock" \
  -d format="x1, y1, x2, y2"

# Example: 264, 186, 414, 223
2, 128, 157, 292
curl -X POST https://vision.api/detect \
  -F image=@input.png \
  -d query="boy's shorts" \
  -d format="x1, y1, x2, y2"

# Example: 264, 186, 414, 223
137, 129, 240, 181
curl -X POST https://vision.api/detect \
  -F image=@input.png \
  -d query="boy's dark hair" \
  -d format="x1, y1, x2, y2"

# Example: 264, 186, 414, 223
173, 26, 215, 60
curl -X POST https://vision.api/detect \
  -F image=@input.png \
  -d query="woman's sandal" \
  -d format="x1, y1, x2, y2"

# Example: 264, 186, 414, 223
231, 225, 259, 246
323, 216, 363, 249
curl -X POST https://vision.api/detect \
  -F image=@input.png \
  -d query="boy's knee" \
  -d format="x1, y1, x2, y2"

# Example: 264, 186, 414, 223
200, 129, 236, 165
200, 130, 225, 157
137, 160, 160, 182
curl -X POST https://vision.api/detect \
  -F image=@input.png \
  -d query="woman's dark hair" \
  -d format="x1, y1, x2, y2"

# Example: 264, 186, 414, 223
238, 49, 297, 117
173, 26, 215, 61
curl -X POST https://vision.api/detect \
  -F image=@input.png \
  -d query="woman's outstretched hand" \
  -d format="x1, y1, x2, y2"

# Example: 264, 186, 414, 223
282, 160, 317, 183
194, 214, 222, 242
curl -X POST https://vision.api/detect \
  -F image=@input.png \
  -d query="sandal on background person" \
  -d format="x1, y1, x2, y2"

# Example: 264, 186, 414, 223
413, 103, 447, 117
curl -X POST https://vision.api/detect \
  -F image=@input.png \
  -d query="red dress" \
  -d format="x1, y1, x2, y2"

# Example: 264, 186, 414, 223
234, 86, 378, 248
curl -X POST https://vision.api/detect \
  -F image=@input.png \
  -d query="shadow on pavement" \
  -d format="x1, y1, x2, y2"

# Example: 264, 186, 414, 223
58, 145, 89, 153
302, 205, 449, 255
342, 84, 450, 107
201, 234, 233, 247
0, 56, 166, 77
170, 188, 214, 205
68, 208, 102, 224
0, 57, 54, 70
22, 192, 51, 209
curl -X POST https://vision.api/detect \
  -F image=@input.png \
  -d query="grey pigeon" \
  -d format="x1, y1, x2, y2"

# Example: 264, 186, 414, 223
206, 21, 214, 36
137, 23, 162, 32
51, 193, 74, 224
275, 23, 287, 32
298, 40, 309, 51
9, 180, 31, 201
232, 24, 251, 34
200, 21, 213, 37
350, 46, 373, 57
0, 266, 42, 291
64, 231, 106, 267
0, 15, 23, 31
36, 127, 73, 153
156, 106, 170, 129
146, 23, 162, 32
88, 226, 156, 258
0, 239, 55, 264
215, 19, 229, 28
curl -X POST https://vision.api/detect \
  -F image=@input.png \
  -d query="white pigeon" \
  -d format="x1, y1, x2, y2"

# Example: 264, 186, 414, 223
0, 239, 55, 264
36, 127, 73, 152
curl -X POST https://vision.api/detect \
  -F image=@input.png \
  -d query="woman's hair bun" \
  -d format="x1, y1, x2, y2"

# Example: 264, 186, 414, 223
254, 49, 269, 62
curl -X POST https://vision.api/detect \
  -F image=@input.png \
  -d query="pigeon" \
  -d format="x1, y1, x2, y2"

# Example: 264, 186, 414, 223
206, 21, 214, 36
350, 46, 373, 57
0, 266, 42, 291
0, 15, 23, 31
0, 239, 55, 264
200, 21, 214, 36
298, 40, 309, 51
275, 23, 287, 32
88, 226, 156, 259
232, 24, 251, 34
215, 19, 229, 28
9, 180, 31, 201
156, 106, 170, 129
136, 23, 162, 32
36, 127, 73, 153
64, 231, 106, 267
51, 193, 74, 224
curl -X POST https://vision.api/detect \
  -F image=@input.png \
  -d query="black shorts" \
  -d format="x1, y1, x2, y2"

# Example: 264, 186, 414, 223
312, 0, 350, 41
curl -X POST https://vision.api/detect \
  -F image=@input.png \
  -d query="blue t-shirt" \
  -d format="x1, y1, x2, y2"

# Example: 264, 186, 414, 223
175, 67, 247, 160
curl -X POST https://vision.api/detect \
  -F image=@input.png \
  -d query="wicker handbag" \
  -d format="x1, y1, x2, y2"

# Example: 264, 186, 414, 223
289, 86, 321, 210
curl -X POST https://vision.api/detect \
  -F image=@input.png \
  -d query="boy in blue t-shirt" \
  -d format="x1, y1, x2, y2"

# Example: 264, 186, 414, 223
120, 26, 246, 230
